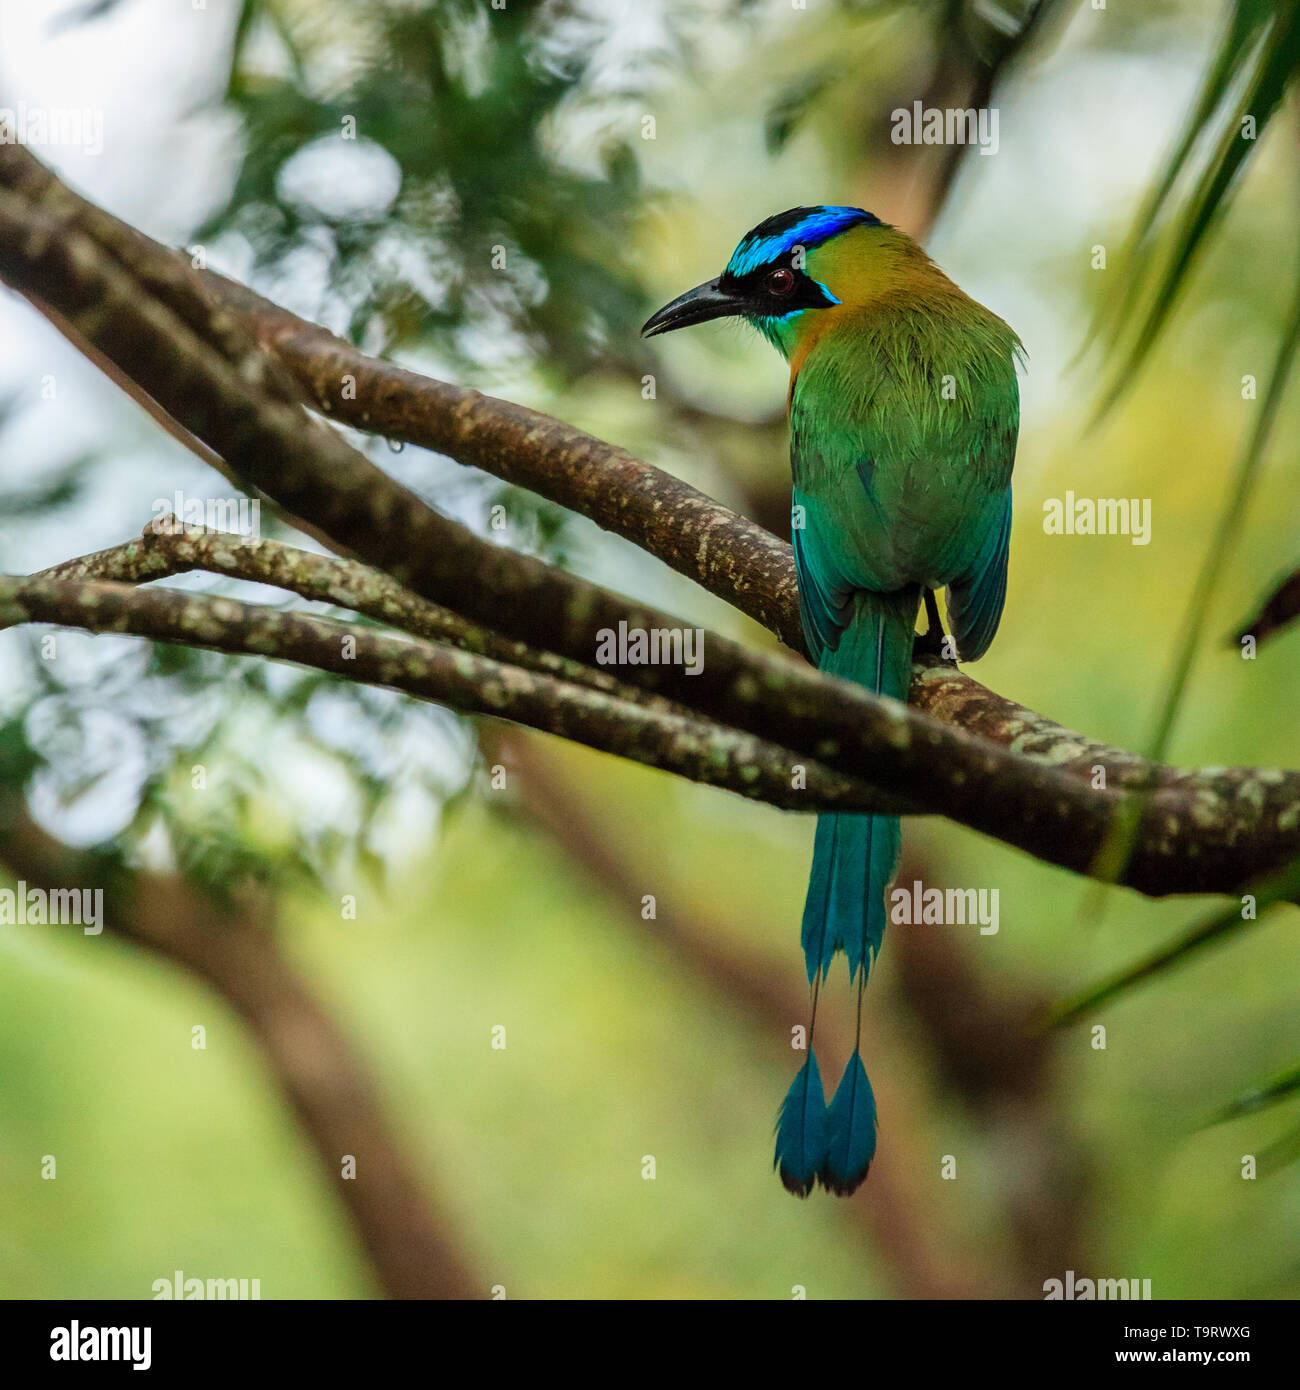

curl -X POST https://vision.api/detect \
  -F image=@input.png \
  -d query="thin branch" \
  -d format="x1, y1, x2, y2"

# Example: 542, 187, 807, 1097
0, 574, 896, 818
0, 148, 733, 702
919, 1, 1066, 239
38, 517, 683, 713
0, 188, 1134, 887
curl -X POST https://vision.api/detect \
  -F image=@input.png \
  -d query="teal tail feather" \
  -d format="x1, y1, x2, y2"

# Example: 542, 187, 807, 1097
799, 588, 914, 984
820, 1049, 877, 1195
801, 809, 899, 983
792, 588, 914, 1196
774, 1049, 829, 1197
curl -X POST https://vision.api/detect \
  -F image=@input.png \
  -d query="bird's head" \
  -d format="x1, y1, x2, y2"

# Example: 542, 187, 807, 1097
642, 205, 917, 361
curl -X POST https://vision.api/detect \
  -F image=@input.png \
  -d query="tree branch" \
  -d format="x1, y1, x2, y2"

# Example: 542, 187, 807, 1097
0, 573, 897, 818
3, 145, 1299, 898
38, 517, 683, 714
199, 270, 804, 648
0, 150, 731, 703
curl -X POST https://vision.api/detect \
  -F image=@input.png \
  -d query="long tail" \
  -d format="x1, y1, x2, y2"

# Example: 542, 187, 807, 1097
790, 587, 916, 1197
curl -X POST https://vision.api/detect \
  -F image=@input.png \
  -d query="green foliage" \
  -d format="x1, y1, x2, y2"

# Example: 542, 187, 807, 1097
1214, 1062, 1300, 1122
1094, 0, 1300, 407
1072, 4, 1300, 1021
0, 0, 659, 908
1210, 1063, 1300, 1176
2, 617, 471, 910
207, 0, 650, 378
1047, 854, 1300, 1029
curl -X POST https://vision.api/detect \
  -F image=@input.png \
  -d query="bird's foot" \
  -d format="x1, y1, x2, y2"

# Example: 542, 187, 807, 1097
916, 589, 958, 664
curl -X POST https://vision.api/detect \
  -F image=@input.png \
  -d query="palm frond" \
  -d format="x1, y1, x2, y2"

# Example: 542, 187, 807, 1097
1211, 1064, 1300, 1123
1077, 258, 1300, 934
1091, 0, 1300, 411
1046, 852, 1300, 1028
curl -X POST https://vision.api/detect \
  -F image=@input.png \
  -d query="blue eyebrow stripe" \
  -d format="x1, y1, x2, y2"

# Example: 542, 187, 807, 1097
726, 206, 880, 276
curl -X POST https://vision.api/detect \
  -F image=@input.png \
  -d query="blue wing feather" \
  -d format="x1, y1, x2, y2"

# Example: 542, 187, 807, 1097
945, 489, 1012, 662
791, 515, 852, 663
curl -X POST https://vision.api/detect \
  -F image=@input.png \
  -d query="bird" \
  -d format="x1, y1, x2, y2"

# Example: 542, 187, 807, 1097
642, 206, 1022, 1196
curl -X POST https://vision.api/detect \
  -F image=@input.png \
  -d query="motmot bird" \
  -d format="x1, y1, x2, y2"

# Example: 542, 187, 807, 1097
643, 206, 1022, 1197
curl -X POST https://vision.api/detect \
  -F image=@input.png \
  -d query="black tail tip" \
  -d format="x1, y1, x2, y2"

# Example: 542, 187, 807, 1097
777, 1166, 817, 1198
817, 1162, 871, 1197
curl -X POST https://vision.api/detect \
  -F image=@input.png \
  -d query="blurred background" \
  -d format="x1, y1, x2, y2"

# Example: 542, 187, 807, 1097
0, 0, 1297, 1298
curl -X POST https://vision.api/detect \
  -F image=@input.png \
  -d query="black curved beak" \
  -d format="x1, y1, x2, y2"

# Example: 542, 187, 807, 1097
641, 278, 739, 337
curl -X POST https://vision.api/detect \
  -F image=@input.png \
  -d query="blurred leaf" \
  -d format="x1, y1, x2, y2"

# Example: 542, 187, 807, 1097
764, 66, 837, 153
1142, 259, 1300, 764
1235, 565, 1300, 647
1046, 852, 1300, 1028
45, 0, 125, 34
1209, 1064, 1300, 1175
1212, 1063, 1300, 1123
204, 0, 654, 380
1257, 1121, 1300, 1173
1093, 0, 1300, 412
1079, 261, 1300, 922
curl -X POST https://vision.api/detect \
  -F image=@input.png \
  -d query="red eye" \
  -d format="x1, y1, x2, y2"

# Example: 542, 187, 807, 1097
765, 268, 796, 296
